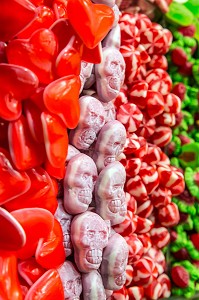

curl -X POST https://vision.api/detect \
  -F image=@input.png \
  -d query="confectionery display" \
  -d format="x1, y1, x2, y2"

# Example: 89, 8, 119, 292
0, 0, 199, 299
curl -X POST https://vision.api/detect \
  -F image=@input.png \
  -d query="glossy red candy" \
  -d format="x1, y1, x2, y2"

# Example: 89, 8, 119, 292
0, 250, 23, 300
8, 115, 45, 170
6, 29, 58, 84
0, 208, 26, 251
81, 43, 102, 64
41, 112, 68, 168
44, 158, 66, 179
67, 0, 114, 49
24, 269, 64, 300
4, 167, 58, 214
17, 5, 55, 39
18, 257, 46, 286
53, 0, 68, 19
11, 208, 54, 260
0, 64, 39, 121
0, 149, 31, 205
0, 0, 36, 42
43, 75, 80, 128
35, 219, 65, 269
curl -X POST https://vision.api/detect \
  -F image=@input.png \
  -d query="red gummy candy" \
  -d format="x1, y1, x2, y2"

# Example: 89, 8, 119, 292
171, 266, 189, 288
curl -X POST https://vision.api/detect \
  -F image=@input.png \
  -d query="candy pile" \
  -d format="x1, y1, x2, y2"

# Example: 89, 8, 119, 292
109, 11, 185, 300
161, 6, 199, 298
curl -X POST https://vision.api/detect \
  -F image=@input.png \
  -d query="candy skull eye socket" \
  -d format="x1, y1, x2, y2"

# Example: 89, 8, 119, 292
99, 231, 107, 239
59, 218, 68, 227
87, 230, 95, 238
65, 280, 73, 290
110, 61, 118, 69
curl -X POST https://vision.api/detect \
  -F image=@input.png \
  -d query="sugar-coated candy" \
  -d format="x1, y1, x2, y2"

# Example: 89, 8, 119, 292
145, 247, 166, 275
66, 144, 80, 163
71, 211, 109, 273
128, 80, 148, 109
80, 61, 93, 93
117, 103, 143, 133
156, 112, 176, 127
139, 164, 159, 195
144, 143, 161, 166
122, 157, 142, 177
138, 233, 152, 254
127, 286, 144, 300
145, 69, 172, 95
95, 161, 126, 225
101, 232, 129, 290
147, 54, 168, 70
163, 93, 181, 114
150, 126, 172, 148
95, 46, 125, 102
126, 193, 137, 214
136, 200, 154, 218
64, 153, 98, 215
133, 257, 158, 286
82, 270, 106, 300
157, 274, 171, 298
112, 286, 129, 300
140, 27, 166, 55
144, 279, 162, 300
69, 95, 106, 150
54, 199, 73, 257
158, 165, 185, 195
125, 264, 134, 286
120, 44, 141, 83
126, 175, 148, 201
135, 215, 154, 234
150, 227, 170, 249
125, 234, 144, 264
136, 112, 156, 139
146, 90, 165, 118
113, 210, 137, 236
57, 261, 82, 299
101, 100, 116, 123
113, 85, 128, 110
123, 133, 148, 158
92, 120, 126, 172
102, 24, 121, 49
158, 202, 180, 227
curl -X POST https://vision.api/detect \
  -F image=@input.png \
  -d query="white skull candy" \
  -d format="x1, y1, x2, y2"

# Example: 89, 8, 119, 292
69, 96, 106, 150
80, 61, 93, 93
58, 261, 82, 300
71, 211, 109, 273
66, 145, 80, 163
95, 161, 127, 225
54, 199, 73, 257
102, 24, 121, 49
82, 271, 106, 300
95, 47, 125, 102
101, 101, 116, 123
101, 232, 129, 290
92, 120, 126, 172
64, 153, 98, 215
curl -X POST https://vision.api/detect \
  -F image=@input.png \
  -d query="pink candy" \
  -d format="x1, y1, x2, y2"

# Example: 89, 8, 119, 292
117, 103, 143, 133
133, 257, 158, 286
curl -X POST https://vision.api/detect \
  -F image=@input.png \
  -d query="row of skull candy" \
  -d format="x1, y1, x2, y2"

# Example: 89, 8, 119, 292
54, 211, 129, 299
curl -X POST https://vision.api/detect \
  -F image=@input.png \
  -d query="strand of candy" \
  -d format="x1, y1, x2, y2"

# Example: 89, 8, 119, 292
109, 10, 187, 300
162, 10, 199, 298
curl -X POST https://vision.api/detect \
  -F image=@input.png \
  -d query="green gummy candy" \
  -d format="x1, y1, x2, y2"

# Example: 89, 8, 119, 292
179, 142, 199, 168
166, 2, 194, 26
184, 0, 199, 17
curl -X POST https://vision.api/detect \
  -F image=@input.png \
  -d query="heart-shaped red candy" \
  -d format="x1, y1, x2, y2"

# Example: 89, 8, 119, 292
67, 0, 114, 49
8, 115, 45, 170
0, 64, 39, 121
6, 29, 58, 84
0, 149, 31, 205
41, 112, 68, 168
0, 0, 36, 41
43, 75, 80, 128
0, 208, 26, 251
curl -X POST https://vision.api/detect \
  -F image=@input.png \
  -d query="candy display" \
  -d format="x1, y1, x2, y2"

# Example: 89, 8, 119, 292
1, 0, 199, 299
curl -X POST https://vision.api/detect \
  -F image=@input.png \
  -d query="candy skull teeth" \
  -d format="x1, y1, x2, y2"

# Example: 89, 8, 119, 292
86, 249, 102, 264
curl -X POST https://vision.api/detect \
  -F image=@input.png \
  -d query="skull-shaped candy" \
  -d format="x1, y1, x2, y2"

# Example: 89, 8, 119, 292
80, 61, 93, 93
54, 199, 73, 257
95, 47, 125, 102
101, 101, 116, 123
102, 24, 121, 49
57, 261, 82, 300
71, 211, 109, 273
101, 232, 129, 290
82, 270, 106, 300
95, 161, 127, 225
64, 153, 98, 215
92, 120, 126, 172
66, 145, 80, 164
69, 96, 106, 150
